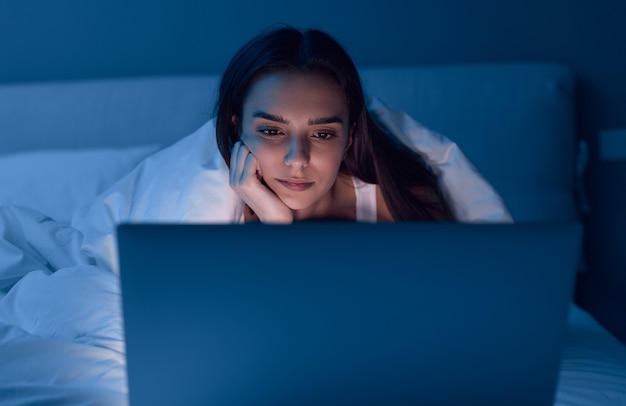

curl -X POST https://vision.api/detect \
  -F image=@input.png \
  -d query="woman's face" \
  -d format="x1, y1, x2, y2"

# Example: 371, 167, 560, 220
238, 72, 352, 213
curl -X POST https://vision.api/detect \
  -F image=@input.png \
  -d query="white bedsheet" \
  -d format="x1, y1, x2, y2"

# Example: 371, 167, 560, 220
1, 205, 626, 405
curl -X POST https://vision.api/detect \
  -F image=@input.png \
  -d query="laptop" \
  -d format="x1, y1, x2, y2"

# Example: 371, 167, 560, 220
117, 222, 582, 405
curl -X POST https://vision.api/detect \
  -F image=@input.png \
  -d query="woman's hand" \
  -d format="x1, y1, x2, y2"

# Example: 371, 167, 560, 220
229, 141, 293, 224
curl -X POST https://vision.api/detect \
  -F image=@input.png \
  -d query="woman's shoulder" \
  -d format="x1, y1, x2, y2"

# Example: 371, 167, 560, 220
375, 185, 394, 222
354, 176, 452, 221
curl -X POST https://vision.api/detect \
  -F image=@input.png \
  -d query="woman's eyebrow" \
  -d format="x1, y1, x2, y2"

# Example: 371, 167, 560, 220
252, 111, 289, 124
308, 116, 344, 126
252, 111, 344, 126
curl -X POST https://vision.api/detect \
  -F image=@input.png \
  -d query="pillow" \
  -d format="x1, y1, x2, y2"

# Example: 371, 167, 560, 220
76, 102, 512, 275
0, 145, 160, 224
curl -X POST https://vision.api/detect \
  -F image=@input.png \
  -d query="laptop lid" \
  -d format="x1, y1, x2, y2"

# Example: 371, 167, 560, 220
118, 222, 582, 405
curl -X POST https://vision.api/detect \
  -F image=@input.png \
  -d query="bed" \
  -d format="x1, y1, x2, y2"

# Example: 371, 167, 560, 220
1, 63, 626, 405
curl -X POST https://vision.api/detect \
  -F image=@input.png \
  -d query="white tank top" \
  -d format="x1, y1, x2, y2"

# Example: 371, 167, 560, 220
237, 177, 378, 223
352, 177, 378, 223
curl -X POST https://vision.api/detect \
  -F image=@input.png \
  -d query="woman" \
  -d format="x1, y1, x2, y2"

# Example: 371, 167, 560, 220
215, 26, 453, 223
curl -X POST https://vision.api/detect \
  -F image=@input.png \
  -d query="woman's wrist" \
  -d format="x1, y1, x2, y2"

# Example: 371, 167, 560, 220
245, 203, 293, 224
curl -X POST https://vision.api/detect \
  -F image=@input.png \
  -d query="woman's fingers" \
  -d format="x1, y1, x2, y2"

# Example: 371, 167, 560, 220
230, 141, 246, 186
241, 148, 257, 184
229, 141, 242, 185
230, 141, 258, 187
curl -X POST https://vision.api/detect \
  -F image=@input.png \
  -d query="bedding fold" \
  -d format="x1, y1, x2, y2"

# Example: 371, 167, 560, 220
0, 206, 95, 295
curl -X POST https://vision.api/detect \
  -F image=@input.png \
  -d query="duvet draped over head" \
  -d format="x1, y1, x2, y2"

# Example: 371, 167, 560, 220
73, 97, 513, 275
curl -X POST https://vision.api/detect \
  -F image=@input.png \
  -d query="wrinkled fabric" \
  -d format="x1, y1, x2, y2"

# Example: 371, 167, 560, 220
0, 206, 95, 295
0, 207, 127, 405
72, 120, 244, 275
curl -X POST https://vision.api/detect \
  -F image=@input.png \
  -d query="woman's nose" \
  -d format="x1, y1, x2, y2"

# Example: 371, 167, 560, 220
284, 136, 310, 168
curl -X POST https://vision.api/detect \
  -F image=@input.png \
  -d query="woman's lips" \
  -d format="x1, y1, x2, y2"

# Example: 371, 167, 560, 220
277, 179, 314, 192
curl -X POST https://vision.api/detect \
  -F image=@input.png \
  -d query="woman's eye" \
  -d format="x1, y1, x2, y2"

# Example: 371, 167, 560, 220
314, 132, 335, 140
258, 128, 282, 136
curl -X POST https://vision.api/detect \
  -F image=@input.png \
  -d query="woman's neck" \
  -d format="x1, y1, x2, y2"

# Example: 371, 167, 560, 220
293, 173, 355, 221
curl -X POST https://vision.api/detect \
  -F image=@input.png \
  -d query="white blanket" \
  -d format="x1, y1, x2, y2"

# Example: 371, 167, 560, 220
1, 100, 624, 405
0, 206, 126, 405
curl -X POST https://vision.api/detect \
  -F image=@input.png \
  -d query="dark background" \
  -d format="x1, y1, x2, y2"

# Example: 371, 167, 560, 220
1, 0, 625, 340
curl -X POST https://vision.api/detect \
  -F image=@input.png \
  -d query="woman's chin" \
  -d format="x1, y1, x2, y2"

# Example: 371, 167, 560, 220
283, 201, 312, 212
278, 197, 317, 214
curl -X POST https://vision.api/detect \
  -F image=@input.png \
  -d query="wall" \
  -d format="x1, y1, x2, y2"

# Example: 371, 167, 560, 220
1, 0, 625, 340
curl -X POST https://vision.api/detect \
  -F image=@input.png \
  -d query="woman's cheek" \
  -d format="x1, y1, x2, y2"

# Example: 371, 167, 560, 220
240, 133, 283, 174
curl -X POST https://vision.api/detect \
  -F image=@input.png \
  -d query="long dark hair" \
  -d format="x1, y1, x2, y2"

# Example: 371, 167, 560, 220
215, 26, 452, 221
